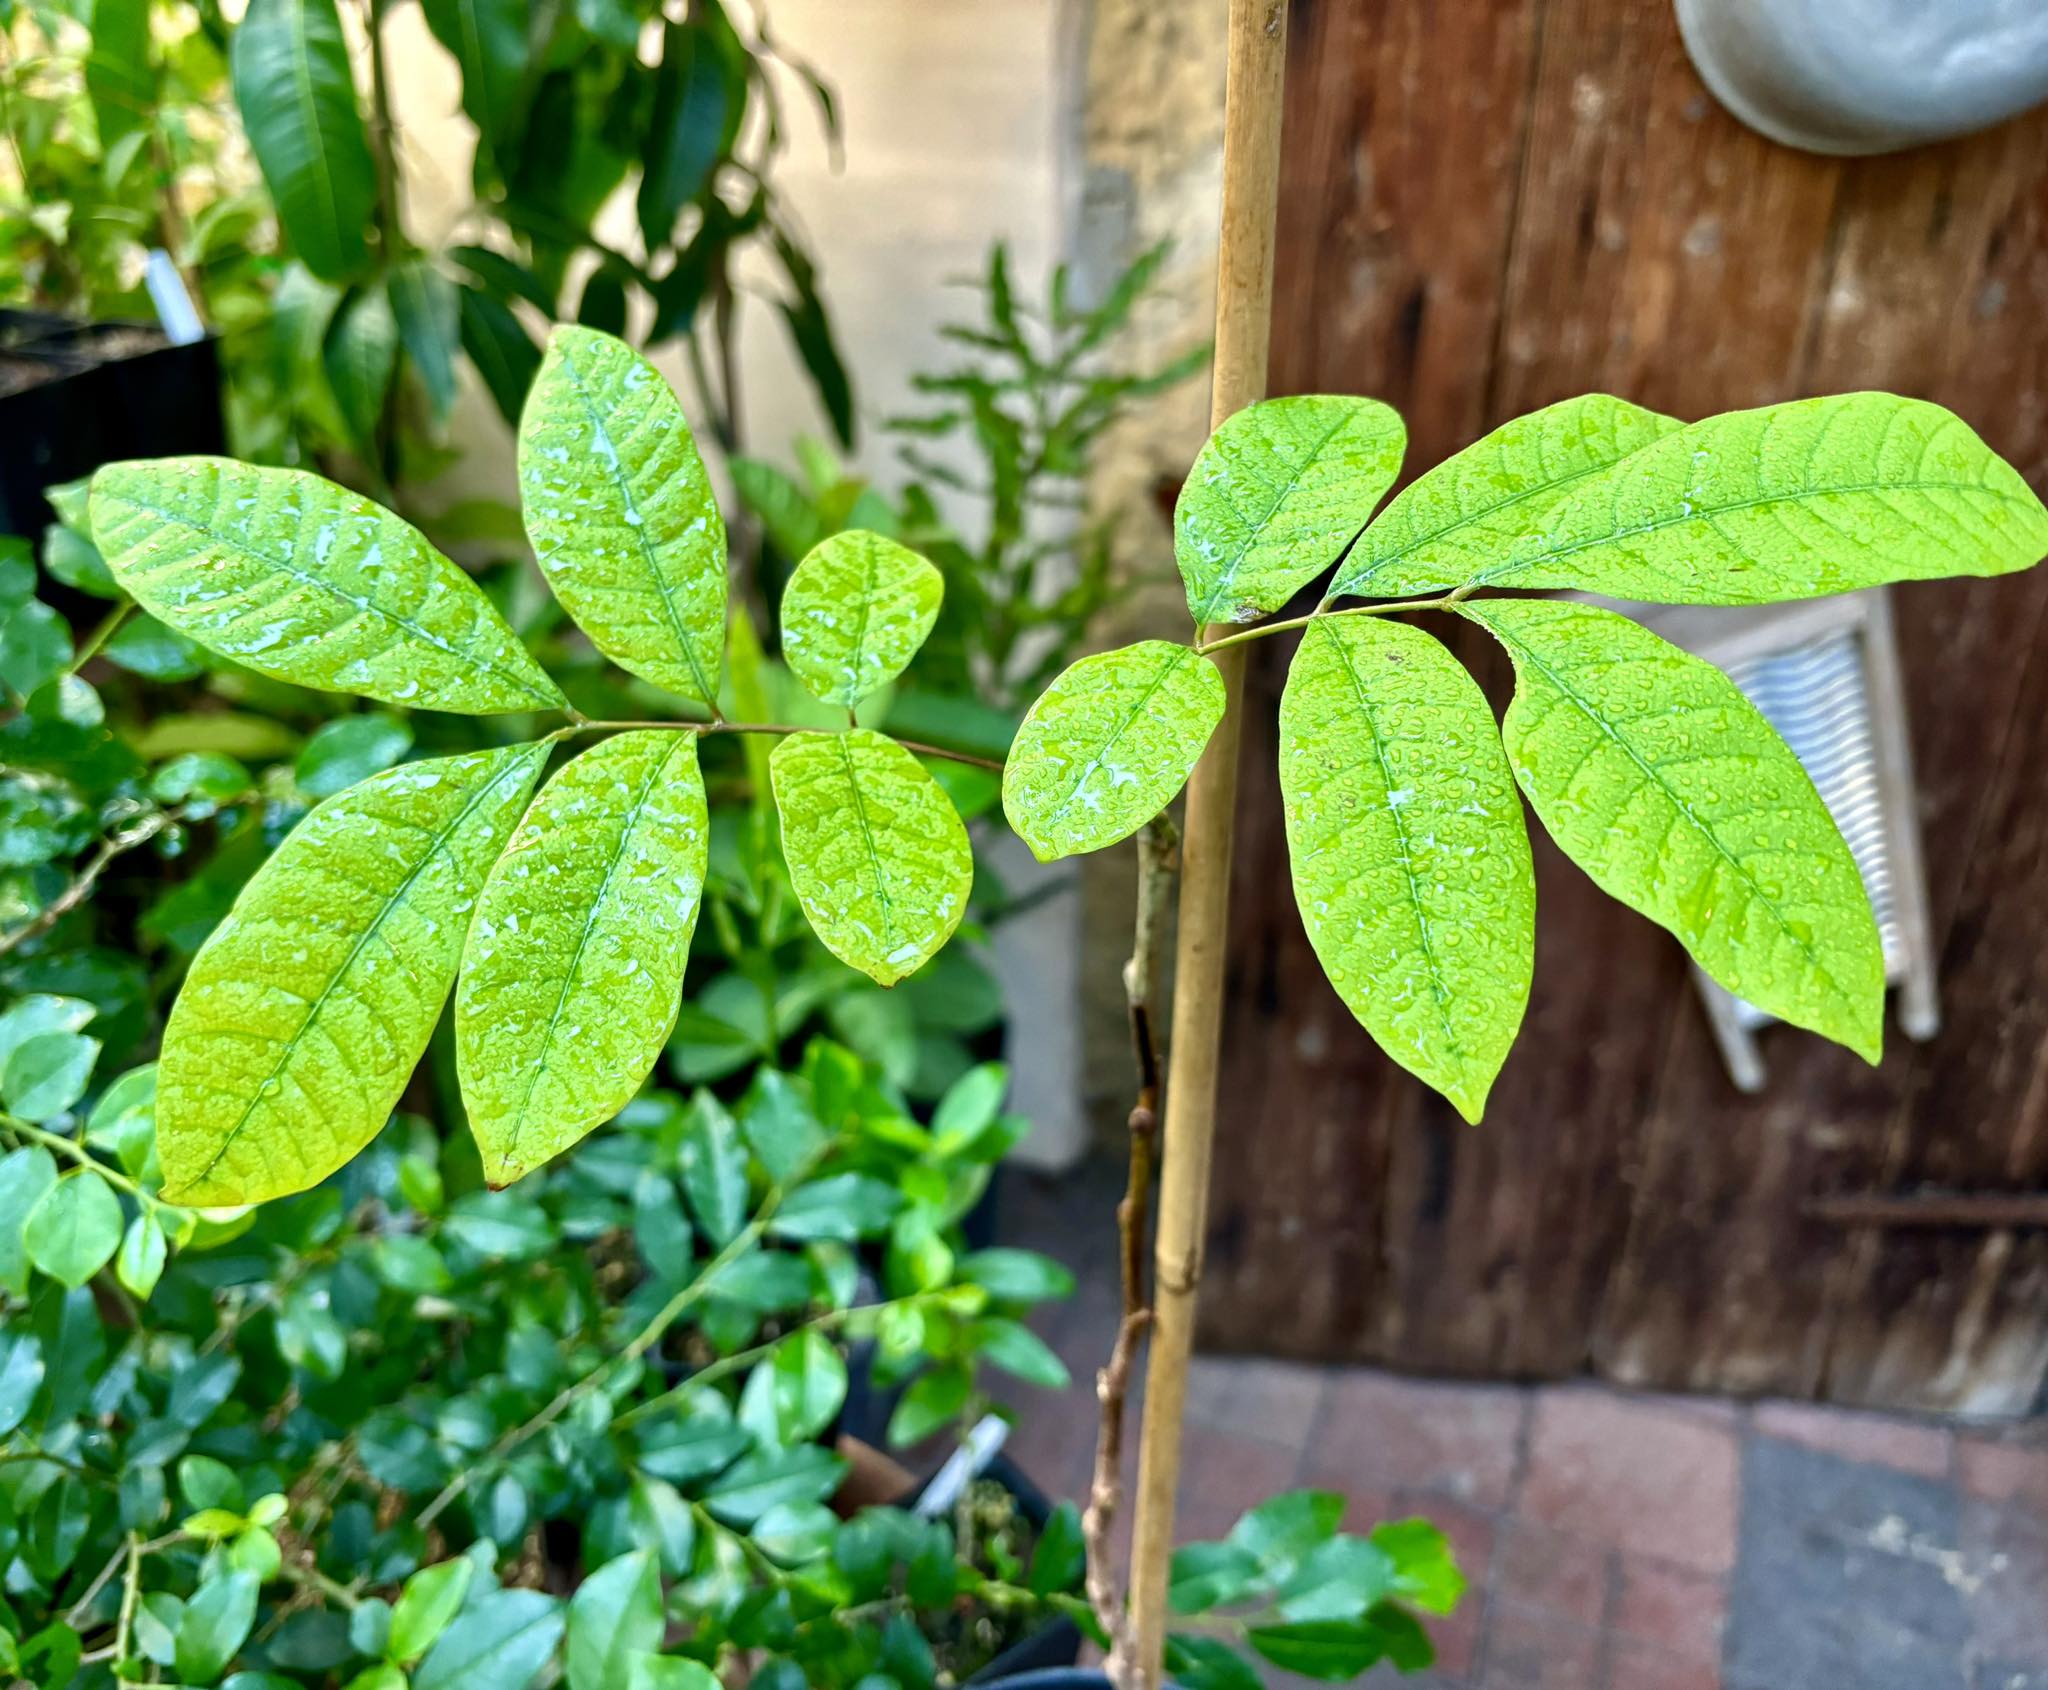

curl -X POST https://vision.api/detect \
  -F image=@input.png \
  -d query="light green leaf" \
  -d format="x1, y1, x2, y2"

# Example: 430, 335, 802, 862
85, 0, 152, 149
566, 1550, 662, 1690
1479, 394, 2048, 603
1279, 617, 1533, 1122
414, 1588, 563, 1690
780, 531, 944, 707
1466, 598, 1884, 1058
1002, 641, 1224, 862
90, 458, 565, 713
3, 1031, 99, 1122
1331, 394, 1679, 599
519, 326, 727, 706
23, 1173, 123, 1289
389, 1559, 474, 1664
158, 744, 547, 1205
230, 0, 377, 283
1177, 395, 1405, 625
770, 730, 972, 986
679, 1090, 748, 1246
116, 1212, 167, 1299
458, 731, 708, 1184
0, 1148, 59, 1297
175, 1571, 260, 1683
737, 1327, 847, 1448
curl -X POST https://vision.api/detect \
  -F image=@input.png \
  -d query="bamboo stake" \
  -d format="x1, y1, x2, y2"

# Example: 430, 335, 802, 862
1128, 3, 1289, 1685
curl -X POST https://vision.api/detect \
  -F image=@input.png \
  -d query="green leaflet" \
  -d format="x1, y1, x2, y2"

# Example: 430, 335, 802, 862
1467, 599, 1884, 1059
457, 732, 710, 1184
770, 730, 972, 987
1002, 641, 1225, 862
90, 458, 564, 714
1176, 395, 1405, 625
418, 0, 529, 164
1278, 617, 1533, 1121
1480, 393, 2048, 603
84, 0, 151, 150
229, 0, 377, 284
157, 744, 547, 1205
519, 326, 728, 706
1331, 395, 1680, 600
780, 531, 943, 707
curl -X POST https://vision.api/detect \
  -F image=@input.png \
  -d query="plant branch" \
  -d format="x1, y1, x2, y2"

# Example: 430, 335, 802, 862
557, 717, 1006, 772
70, 601, 135, 672
0, 1119, 165, 1214
1193, 590, 1473, 657
1087, 813, 1178, 1684
415, 1142, 834, 1531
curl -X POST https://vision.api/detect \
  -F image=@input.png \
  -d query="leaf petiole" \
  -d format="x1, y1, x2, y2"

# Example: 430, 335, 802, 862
1193, 589, 1477, 658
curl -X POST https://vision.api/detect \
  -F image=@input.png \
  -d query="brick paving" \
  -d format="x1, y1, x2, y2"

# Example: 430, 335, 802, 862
996, 1159, 2048, 1690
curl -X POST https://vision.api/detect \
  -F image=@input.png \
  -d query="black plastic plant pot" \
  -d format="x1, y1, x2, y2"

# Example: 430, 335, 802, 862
970, 1673, 1114, 1690
895, 1451, 1085, 1685
0, 314, 224, 536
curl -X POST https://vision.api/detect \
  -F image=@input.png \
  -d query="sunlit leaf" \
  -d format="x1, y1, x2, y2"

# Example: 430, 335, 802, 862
1002, 641, 1224, 862
1466, 598, 1884, 1058
770, 730, 971, 986
1176, 395, 1405, 625
158, 745, 547, 1205
1480, 394, 2048, 603
780, 531, 943, 707
91, 459, 564, 713
1331, 394, 1678, 599
1279, 616, 1532, 1121
519, 327, 728, 706
458, 731, 709, 1185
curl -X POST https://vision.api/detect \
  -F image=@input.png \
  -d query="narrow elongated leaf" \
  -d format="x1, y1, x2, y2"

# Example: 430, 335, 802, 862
770, 730, 971, 986
389, 260, 462, 426
780, 531, 943, 707
1331, 395, 1679, 599
1279, 617, 1533, 1121
91, 458, 564, 713
1176, 395, 1405, 625
1466, 599, 1884, 1057
458, 283, 542, 424
1002, 641, 1224, 862
158, 745, 547, 1205
230, 0, 377, 282
323, 284, 398, 455
419, 0, 530, 165
1480, 394, 2048, 602
638, 18, 743, 248
457, 731, 709, 1184
85, 0, 152, 149
519, 327, 728, 705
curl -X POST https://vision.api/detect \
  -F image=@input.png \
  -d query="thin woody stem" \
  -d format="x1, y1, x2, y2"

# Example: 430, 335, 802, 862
1087, 812, 1180, 1684
1194, 587, 1477, 657
555, 717, 1006, 772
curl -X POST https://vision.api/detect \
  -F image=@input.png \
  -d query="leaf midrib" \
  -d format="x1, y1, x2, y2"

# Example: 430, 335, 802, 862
108, 480, 559, 706
836, 736, 900, 953
1038, 645, 1193, 840
176, 748, 539, 1196
550, 339, 720, 706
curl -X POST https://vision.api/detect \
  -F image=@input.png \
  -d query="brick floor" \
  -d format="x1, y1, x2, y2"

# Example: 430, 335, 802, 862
1001, 1160, 2048, 1689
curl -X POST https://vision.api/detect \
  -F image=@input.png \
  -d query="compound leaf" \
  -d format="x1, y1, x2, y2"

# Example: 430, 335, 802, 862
1480, 393, 2048, 603
771, 730, 971, 986
1279, 617, 1533, 1121
157, 744, 547, 1205
230, 0, 377, 283
1002, 641, 1224, 862
90, 458, 564, 713
458, 731, 709, 1184
780, 531, 943, 707
519, 326, 727, 706
1466, 599, 1884, 1058
1332, 394, 1679, 599
1177, 395, 1405, 625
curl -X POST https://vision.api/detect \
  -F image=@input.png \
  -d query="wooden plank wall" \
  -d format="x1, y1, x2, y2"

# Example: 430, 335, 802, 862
1196, 0, 2048, 1413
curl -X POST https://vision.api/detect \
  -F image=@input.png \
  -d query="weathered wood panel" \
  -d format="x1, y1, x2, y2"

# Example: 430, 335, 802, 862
1197, 0, 2048, 1412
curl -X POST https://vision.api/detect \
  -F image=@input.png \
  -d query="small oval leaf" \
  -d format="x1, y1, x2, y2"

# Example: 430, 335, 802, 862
1002, 641, 1224, 862
90, 458, 564, 713
1177, 395, 1405, 625
519, 326, 727, 705
771, 730, 972, 986
1331, 394, 1679, 600
780, 530, 943, 707
457, 731, 710, 1185
158, 744, 548, 1205
1279, 616, 1533, 1121
1481, 393, 2048, 603
1466, 598, 1884, 1059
